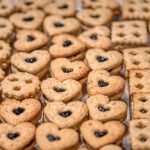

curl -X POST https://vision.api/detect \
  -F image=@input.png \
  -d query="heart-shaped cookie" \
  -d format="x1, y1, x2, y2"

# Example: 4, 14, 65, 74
50, 58, 89, 81
0, 122, 36, 150
87, 94, 127, 122
0, 98, 41, 125
80, 120, 126, 149
87, 70, 125, 97
44, 15, 80, 37
11, 50, 50, 78
41, 78, 82, 102
85, 49, 123, 71
44, 101, 88, 128
10, 9, 45, 30
49, 34, 86, 59
36, 122, 79, 150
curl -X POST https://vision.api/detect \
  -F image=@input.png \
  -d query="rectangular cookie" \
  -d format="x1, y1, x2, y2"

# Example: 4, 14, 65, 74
123, 47, 150, 77
132, 93, 150, 119
111, 20, 148, 51
129, 70, 150, 96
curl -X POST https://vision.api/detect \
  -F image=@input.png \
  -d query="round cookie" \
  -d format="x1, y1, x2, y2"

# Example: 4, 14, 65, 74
44, 15, 80, 37
14, 30, 48, 52
1, 72, 40, 100
100, 144, 123, 150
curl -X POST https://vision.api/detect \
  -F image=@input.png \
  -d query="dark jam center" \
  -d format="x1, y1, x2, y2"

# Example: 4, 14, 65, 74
63, 40, 72, 47
47, 134, 60, 142
59, 111, 72, 118
27, 35, 35, 42
54, 22, 64, 27
23, 16, 34, 21
98, 106, 110, 112
53, 87, 66, 93
90, 14, 100, 18
98, 80, 109, 87
96, 56, 108, 62
62, 67, 73, 73
7, 133, 20, 140
89, 34, 98, 40
25, 57, 37, 63
94, 130, 108, 138
58, 4, 68, 9
13, 107, 25, 115
25, 1, 33, 5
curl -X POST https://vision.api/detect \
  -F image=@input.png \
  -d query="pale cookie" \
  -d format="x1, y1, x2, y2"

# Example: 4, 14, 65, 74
87, 70, 125, 98
44, 0, 76, 17
10, 9, 45, 30
41, 78, 82, 102
111, 20, 148, 50
100, 144, 123, 150
0, 98, 41, 125
1, 72, 40, 100
14, 30, 48, 52
129, 70, 150, 96
36, 122, 79, 150
85, 48, 123, 71
87, 94, 127, 122
44, 15, 80, 37
10, 50, 50, 78
80, 120, 126, 149
123, 0, 150, 20
76, 8, 113, 27
129, 119, 150, 150
123, 47, 150, 77
79, 26, 111, 50
0, 68, 5, 82
49, 34, 86, 59
44, 101, 88, 128
51, 58, 89, 82
0, 122, 36, 150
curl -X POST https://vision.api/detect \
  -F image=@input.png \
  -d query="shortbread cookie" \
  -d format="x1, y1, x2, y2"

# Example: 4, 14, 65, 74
129, 70, 150, 96
76, 8, 113, 27
36, 122, 79, 150
85, 49, 123, 72
0, 68, 5, 82
87, 70, 125, 99
41, 78, 82, 102
44, 101, 88, 128
44, 15, 80, 37
10, 50, 50, 78
111, 20, 148, 50
129, 119, 150, 150
14, 30, 48, 52
100, 144, 122, 150
10, 9, 45, 30
80, 120, 126, 149
51, 58, 89, 82
79, 26, 111, 50
1, 72, 40, 100
0, 122, 36, 150
44, 0, 76, 17
0, 98, 41, 125
87, 94, 127, 122
132, 93, 150, 119
123, 0, 150, 20
49, 34, 86, 59
123, 47, 150, 77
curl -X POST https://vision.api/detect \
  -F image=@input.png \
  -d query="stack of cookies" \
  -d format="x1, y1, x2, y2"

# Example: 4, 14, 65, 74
0, 0, 149, 149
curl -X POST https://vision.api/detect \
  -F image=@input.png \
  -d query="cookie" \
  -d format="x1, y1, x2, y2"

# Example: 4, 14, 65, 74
85, 49, 123, 72
0, 68, 5, 82
87, 94, 127, 122
77, 145, 89, 150
76, 8, 113, 27
10, 9, 45, 30
44, 101, 88, 129
0, 98, 41, 125
49, 34, 86, 59
41, 78, 82, 103
51, 58, 89, 82
1, 72, 40, 100
87, 70, 125, 99
100, 144, 123, 150
123, 0, 150, 20
123, 47, 150, 77
36, 122, 79, 150
111, 20, 148, 50
129, 119, 150, 150
80, 120, 126, 149
129, 70, 150, 96
44, 15, 80, 37
0, 122, 36, 150
44, 0, 76, 17
14, 30, 48, 52
10, 50, 50, 78
79, 26, 111, 50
